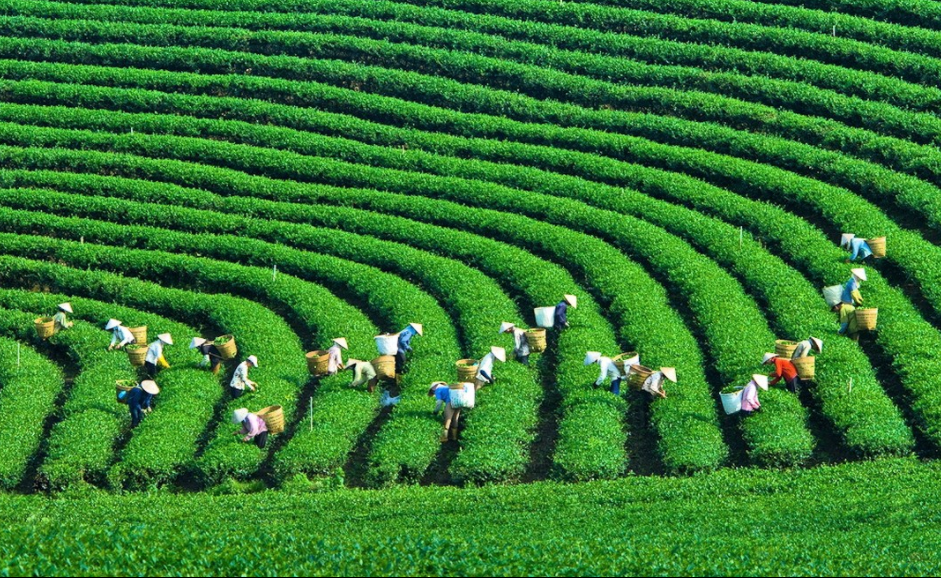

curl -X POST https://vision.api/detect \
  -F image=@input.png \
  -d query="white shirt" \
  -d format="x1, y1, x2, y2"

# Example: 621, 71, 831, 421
327, 344, 344, 374
595, 357, 623, 386
477, 353, 495, 379
642, 371, 664, 396
145, 341, 164, 364
792, 340, 813, 359
230, 361, 253, 390
110, 326, 134, 348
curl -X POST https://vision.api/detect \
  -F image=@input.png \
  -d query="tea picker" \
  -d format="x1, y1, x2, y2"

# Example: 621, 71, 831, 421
763, 352, 801, 394
475, 346, 506, 391
190, 337, 223, 375
326, 337, 348, 376
345, 358, 378, 393
554, 294, 578, 330
792, 337, 823, 359
641, 367, 677, 399
144, 333, 173, 378
52, 303, 73, 333
394, 323, 423, 375
840, 234, 873, 263
585, 351, 624, 395
232, 408, 269, 449
429, 381, 474, 443
741, 375, 768, 415
841, 268, 867, 306
500, 322, 530, 365
105, 319, 135, 351
229, 355, 259, 399
125, 380, 160, 428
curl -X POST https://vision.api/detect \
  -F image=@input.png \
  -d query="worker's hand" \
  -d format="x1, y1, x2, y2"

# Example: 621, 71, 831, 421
107, 346, 113, 352
242, 436, 251, 442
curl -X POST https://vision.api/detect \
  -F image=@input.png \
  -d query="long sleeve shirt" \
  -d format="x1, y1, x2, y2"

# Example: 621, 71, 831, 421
792, 340, 813, 359
769, 357, 799, 386
397, 326, 417, 353
125, 387, 154, 411
477, 353, 496, 381
595, 357, 623, 386
230, 361, 254, 391
110, 326, 135, 349
848, 238, 873, 261
841, 277, 863, 305
433, 386, 450, 412
240, 414, 268, 441
741, 381, 760, 412
642, 371, 665, 397
554, 301, 569, 328
511, 328, 530, 357
839, 304, 859, 336
145, 341, 168, 367
349, 361, 377, 388
53, 312, 71, 331
196, 342, 222, 360
327, 344, 343, 375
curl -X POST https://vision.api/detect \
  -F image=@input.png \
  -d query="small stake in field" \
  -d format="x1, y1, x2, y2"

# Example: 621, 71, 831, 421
17, 342, 20, 370
309, 397, 313, 432
272, 264, 278, 281
848, 378, 853, 393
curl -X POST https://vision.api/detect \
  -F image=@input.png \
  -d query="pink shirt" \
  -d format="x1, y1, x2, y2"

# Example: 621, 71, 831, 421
741, 381, 761, 412
240, 413, 268, 439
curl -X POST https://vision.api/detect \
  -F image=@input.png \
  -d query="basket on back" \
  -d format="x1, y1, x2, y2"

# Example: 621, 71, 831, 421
533, 307, 555, 329
34, 317, 55, 340
126, 344, 147, 367
775, 340, 798, 359
256, 405, 285, 435
867, 237, 886, 258
115, 380, 136, 404
792, 357, 815, 380
372, 356, 395, 380
525, 328, 547, 353
448, 383, 476, 409
306, 350, 330, 376
129, 326, 147, 345
627, 364, 653, 391
856, 308, 878, 331
214, 334, 238, 360
456, 359, 478, 382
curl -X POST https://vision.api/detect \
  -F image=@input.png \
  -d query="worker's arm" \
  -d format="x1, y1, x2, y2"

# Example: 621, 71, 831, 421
851, 289, 863, 305
433, 399, 444, 414
157, 355, 170, 369
595, 362, 606, 387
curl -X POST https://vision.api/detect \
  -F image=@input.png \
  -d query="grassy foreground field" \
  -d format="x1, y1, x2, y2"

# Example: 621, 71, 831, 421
1, 458, 938, 575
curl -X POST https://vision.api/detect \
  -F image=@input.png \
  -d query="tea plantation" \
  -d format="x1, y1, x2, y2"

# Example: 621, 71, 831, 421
0, 0, 940, 574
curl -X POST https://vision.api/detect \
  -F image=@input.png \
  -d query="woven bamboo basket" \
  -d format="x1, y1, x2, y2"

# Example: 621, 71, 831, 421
126, 344, 147, 367
456, 359, 479, 382
775, 339, 799, 359
34, 317, 55, 340
867, 236, 886, 258
856, 308, 878, 331
305, 350, 330, 376
257, 405, 285, 435
372, 356, 396, 380
115, 380, 136, 404
525, 328, 547, 353
627, 364, 653, 391
214, 334, 238, 360
128, 326, 147, 345
792, 356, 816, 380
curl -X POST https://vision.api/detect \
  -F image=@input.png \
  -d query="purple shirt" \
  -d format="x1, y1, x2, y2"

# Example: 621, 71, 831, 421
240, 413, 268, 439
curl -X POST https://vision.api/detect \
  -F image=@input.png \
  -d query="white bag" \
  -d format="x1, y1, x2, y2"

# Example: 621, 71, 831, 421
375, 334, 399, 356
534, 307, 556, 329
449, 383, 476, 409
720, 389, 743, 415
822, 285, 843, 307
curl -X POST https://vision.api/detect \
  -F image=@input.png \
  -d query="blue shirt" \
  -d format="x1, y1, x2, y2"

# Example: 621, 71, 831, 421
398, 325, 417, 353
849, 238, 873, 261
434, 386, 450, 403
554, 301, 569, 327
125, 387, 153, 411
841, 277, 861, 304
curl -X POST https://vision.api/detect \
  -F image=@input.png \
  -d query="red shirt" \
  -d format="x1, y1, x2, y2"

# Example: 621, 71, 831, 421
772, 357, 798, 382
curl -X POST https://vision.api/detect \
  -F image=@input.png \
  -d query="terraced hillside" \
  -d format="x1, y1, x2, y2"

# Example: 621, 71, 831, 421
0, 0, 940, 501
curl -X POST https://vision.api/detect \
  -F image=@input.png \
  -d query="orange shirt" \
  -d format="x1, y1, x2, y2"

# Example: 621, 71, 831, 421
773, 357, 799, 382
